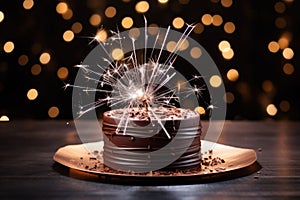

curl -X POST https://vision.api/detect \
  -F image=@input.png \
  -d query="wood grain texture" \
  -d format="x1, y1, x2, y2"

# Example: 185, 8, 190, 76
0, 121, 299, 199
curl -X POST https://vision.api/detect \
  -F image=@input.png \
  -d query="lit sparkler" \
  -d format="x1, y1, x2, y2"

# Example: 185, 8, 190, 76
66, 19, 213, 139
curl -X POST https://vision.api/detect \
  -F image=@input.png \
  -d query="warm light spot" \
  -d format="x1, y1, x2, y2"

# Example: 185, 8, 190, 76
0, 115, 9, 121
105, 6, 117, 18
72, 22, 83, 34
268, 41, 280, 53
222, 48, 234, 60
194, 106, 206, 115
89, 14, 101, 27
111, 48, 124, 60
48, 106, 59, 118
212, 15, 223, 26
282, 48, 294, 60
193, 23, 204, 34
178, 39, 189, 51
210, 75, 222, 88
56, 2, 68, 14
190, 47, 202, 59
284, 0, 294, 2
129, 27, 140, 39
280, 100, 290, 112
121, 17, 133, 29
224, 22, 235, 34
283, 63, 294, 75
224, 92, 235, 104
63, 30, 74, 42
23, 0, 34, 10
148, 24, 159, 35
274, 2, 286, 14
27, 88, 38, 100
166, 41, 177, 52
221, 0, 233, 7
172, 17, 184, 29
278, 37, 289, 49
0, 11, 4, 23
262, 80, 274, 93
95, 29, 107, 42
3, 41, 14, 53
158, 0, 169, 3
218, 40, 231, 52
266, 104, 277, 116
227, 69, 239, 82
62, 9, 73, 20
39, 52, 51, 65
201, 14, 212, 26
18, 55, 29, 66
57, 67, 69, 80
135, 1, 150, 13
31, 64, 42, 75
275, 17, 287, 29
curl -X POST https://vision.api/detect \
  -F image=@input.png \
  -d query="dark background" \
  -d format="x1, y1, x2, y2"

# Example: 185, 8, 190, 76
0, 0, 299, 120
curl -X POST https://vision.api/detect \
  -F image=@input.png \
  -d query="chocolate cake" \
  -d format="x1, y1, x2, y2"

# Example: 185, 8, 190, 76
102, 107, 202, 172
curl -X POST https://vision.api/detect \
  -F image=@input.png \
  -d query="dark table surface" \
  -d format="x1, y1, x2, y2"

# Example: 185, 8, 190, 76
0, 120, 299, 199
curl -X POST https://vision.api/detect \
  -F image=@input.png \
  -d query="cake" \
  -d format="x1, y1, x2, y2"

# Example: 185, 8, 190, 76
102, 107, 202, 172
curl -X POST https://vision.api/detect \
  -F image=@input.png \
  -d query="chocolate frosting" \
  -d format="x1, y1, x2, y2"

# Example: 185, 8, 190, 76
102, 107, 202, 171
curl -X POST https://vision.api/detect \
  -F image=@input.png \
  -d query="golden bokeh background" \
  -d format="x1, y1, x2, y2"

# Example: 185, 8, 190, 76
0, 0, 298, 120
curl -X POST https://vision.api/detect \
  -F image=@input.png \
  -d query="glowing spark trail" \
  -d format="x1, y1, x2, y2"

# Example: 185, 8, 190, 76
67, 21, 212, 138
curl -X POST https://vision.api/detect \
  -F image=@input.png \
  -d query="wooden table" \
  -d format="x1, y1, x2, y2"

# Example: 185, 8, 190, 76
0, 121, 299, 199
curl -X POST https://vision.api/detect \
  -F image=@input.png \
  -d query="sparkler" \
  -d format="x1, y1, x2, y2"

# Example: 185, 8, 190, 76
66, 19, 213, 139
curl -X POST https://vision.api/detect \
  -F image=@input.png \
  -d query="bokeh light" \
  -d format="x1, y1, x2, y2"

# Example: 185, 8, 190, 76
57, 67, 69, 80
71, 22, 83, 34
0, 11, 4, 23
278, 37, 289, 49
212, 14, 223, 26
221, 0, 233, 8
158, 0, 169, 4
282, 63, 294, 75
268, 41, 280, 53
105, 6, 117, 18
224, 22, 235, 34
190, 47, 202, 59
201, 14, 212, 25
222, 48, 234, 60
62, 9, 73, 20
56, 2, 68, 14
23, 0, 34, 10
279, 100, 290, 112
95, 29, 108, 42
166, 41, 176, 52
282, 48, 294, 59
121, 17, 133, 29
218, 40, 231, 52
135, 1, 150, 13
193, 23, 204, 34
172, 17, 184, 29
274, 2, 286, 13
148, 24, 159, 35
224, 92, 235, 104
266, 104, 277, 116
27, 88, 38, 100
63, 30, 74, 42
31, 64, 42, 75
111, 48, 124, 60
89, 14, 101, 26
209, 75, 222, 88
18, 55, 29, 66
194, 106, 206, 115
129, 27, 140, 39
39, 52, 51, 65
275, 17, 287, 29
0, 115, 9, 121
48, 106, 59, 118
227, 69, 239, 82
262, 80, 274, 93
3, 41, 14, 53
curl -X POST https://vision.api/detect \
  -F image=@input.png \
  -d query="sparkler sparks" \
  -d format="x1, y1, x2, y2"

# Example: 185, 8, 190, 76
67, 20, 214, 139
